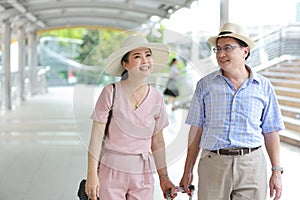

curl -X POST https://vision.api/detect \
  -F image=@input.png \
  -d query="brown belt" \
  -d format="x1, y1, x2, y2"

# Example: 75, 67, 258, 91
210, 146, 261, 156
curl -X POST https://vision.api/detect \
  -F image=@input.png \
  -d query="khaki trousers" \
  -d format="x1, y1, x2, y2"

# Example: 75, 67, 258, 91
197, 148, 267, 200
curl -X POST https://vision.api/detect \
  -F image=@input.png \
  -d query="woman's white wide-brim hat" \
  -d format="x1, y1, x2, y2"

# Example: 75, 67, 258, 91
105, 35, 169, 77
208, 23, 256, 50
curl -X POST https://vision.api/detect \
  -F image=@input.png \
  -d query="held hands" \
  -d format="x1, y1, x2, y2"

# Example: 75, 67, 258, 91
179, 172, 194, 196
166, 185, 195, 200
159, 175, 177, 199
85, 175, 100, 200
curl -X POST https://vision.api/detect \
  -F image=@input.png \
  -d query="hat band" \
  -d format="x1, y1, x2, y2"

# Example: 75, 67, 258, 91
219, 31, 232, 36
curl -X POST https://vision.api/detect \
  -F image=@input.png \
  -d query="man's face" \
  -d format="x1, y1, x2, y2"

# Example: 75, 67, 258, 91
215, 37, 249, 71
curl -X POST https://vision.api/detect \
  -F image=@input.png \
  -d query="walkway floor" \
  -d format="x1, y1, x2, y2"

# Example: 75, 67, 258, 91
0, 86, 299, 200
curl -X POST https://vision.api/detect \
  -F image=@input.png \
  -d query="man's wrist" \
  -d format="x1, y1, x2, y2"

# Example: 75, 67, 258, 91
271, 166, 283, 174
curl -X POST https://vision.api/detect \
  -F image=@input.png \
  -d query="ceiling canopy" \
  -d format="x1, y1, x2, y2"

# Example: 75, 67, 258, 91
0, 0, 195, 32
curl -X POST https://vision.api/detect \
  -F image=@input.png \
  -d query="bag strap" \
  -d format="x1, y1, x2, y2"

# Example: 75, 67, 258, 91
98, 83, 115, 171
103, 83, 116, 139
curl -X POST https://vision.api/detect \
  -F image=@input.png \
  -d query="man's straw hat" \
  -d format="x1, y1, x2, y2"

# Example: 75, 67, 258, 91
208, 23, 255, 50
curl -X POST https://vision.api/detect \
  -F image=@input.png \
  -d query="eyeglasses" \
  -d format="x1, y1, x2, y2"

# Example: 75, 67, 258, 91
212, 45, 241, 53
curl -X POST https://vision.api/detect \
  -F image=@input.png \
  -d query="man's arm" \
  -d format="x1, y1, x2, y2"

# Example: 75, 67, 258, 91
264, 131, 282, 200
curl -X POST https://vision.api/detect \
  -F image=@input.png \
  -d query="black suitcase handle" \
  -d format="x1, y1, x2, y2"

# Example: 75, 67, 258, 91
166, 184, 195, 200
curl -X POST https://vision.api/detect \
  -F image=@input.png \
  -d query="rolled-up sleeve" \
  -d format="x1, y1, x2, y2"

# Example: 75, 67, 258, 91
186, 80, 204, 127
261, 83, 285, 133
91, 85, 114, 123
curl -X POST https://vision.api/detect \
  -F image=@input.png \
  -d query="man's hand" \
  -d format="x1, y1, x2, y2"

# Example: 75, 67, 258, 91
179, 172, 194, 196
269, 171, 282, 200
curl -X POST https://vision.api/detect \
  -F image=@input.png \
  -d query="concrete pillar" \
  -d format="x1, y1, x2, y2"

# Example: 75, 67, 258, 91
1, 20, 12, 110
220, 0, 229, 28
17, 25, 26, 101
27, 29, 38, 95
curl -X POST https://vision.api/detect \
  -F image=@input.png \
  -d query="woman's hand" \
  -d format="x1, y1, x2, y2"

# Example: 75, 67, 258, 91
85, 174, 100, 200
159, 176, 177, 199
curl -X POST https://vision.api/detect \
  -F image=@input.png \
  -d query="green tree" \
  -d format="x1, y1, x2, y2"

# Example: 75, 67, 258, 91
39, 28, 87, 39
76, 29, 100, 63
38, 25, 168, 85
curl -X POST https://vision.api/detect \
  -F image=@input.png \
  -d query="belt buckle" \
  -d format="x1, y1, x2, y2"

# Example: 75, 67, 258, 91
228, 149, 240, 156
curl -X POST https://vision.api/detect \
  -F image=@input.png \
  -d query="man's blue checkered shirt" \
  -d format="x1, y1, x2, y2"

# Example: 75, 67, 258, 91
186, 67, 285, 150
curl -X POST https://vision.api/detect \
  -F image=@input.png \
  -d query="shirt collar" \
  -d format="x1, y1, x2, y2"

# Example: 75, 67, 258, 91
214, 69, 223, 78
214, 65, 261, 85
246, 65, 260, 85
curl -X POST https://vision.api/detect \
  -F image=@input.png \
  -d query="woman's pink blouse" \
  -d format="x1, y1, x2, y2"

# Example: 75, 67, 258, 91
91, 81, 169, 154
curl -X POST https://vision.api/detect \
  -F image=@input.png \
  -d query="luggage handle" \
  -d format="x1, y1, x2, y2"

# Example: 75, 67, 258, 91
166, 184, 195, 200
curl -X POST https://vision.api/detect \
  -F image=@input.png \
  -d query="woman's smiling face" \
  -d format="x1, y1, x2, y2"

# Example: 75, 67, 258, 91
123, 47, 154, 76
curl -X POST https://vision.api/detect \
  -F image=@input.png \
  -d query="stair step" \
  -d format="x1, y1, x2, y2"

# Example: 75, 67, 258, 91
269, 78, 300, 89
277, 95, 300, 108
274, 86, 300, 98
280, 61, 300, 67
280, 129, 300, 147
259, 71, 300, 81
267, 67, 300, 74
282, 116, 300, 133
280, 105, 300, 114
280, 105, 300, 119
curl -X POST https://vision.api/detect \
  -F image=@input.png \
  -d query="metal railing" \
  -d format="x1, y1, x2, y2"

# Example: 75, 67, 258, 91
247, 24, 300, 68
0, 66, 49, 110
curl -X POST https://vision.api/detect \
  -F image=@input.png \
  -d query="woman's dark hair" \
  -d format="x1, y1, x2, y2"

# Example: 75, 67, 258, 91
120, 52, 130, 80
121, 51, 130, 63
169, 58, 177, 66
121, 70, 128, 80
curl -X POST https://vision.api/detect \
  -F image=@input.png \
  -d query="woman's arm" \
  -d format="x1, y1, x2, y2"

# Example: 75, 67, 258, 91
86, 121, 106, 200
152, 130, 176, 199
180, 126, 202, 195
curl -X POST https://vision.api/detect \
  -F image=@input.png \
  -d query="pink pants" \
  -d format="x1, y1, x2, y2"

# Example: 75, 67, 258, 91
98, 164, 154, 200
